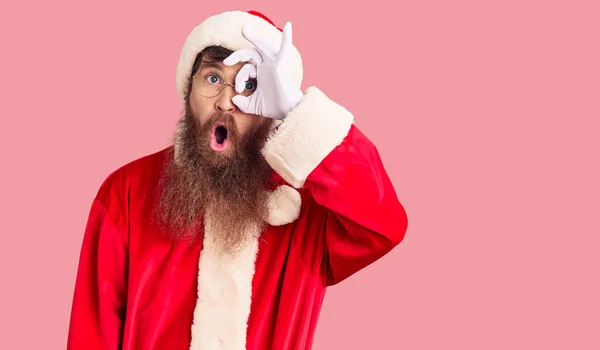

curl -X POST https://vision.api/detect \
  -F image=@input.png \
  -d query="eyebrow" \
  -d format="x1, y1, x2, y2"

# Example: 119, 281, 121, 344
199, 60, 224, 70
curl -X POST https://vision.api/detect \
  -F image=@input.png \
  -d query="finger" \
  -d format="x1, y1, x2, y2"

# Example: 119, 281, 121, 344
232, 95, 252, 114
223, 48, 263, 67
242, 25, 277, 59
278, 22, 293, 59
234, 63, 257, 94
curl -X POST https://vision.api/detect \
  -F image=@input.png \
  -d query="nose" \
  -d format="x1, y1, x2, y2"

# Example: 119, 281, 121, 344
215, 85, 237, 113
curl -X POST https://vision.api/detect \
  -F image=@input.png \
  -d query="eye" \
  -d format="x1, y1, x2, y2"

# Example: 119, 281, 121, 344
244, 81, 256, 92
205, 74, 221, 84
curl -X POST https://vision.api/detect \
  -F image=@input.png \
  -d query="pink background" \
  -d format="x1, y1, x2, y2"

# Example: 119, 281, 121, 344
1, 0, 598, 349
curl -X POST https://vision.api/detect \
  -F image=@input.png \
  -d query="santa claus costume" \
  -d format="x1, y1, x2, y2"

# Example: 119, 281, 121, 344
67, 9, 409, 350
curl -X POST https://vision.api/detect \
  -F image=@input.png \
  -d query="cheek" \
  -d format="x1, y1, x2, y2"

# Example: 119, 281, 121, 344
197, 113, 210, 127
189, 97, 212, 125
237, 115, 268, 136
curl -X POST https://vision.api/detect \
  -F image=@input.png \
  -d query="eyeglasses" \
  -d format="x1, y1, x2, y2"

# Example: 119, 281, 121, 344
192, 61, 257, 98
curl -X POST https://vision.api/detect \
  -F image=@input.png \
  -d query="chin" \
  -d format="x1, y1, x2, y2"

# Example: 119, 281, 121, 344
211, 148, 236, 165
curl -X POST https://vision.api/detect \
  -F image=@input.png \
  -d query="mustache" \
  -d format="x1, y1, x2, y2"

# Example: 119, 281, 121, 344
208, 112, 235, 128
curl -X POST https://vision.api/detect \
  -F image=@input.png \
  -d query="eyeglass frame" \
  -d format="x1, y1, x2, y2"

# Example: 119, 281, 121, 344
191, 60, 255, 98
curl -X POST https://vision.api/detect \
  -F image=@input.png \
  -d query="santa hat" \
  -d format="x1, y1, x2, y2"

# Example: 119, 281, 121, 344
173, 11, 303, 229
175, 10, 304, 103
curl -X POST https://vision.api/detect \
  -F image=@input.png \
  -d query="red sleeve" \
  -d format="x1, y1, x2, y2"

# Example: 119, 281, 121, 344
262, 86, 408, 286
67, 197, 128, 349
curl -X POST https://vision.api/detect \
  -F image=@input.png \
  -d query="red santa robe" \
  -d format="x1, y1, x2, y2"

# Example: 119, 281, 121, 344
67, 86, 409, 349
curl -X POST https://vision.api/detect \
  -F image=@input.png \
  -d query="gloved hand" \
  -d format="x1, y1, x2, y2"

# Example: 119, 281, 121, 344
223, 22, 304, 120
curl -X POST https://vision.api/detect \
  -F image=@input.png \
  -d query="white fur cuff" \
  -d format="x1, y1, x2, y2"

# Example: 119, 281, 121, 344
262, 86, 355, 188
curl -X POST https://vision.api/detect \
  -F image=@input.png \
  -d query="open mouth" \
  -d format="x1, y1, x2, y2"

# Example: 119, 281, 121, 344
210, 124, 229, 152
215, 125, 227, 144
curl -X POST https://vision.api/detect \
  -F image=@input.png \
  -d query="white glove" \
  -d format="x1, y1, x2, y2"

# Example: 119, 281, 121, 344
223, 22, 304, 120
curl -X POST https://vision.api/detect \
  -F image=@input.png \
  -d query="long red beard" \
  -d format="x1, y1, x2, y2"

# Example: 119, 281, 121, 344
153, 109, 275, 254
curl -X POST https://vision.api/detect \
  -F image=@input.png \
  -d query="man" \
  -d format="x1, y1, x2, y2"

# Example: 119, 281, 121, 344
67, 9, 408, 350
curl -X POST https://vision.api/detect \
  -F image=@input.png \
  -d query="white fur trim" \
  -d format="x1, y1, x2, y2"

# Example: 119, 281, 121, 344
264, 185, 301, 226
262, 86, 355, 188
189, 216, 262, 350
176, 10, 303, 102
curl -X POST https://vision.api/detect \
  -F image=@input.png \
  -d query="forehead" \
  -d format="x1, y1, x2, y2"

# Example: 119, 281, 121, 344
198, 59, 244, 76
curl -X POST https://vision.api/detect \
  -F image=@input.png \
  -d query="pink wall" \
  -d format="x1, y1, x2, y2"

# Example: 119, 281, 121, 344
0, 0, 598, 348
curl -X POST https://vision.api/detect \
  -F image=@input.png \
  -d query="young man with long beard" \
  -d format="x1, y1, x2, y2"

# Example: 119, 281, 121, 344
67, 9, 409, 350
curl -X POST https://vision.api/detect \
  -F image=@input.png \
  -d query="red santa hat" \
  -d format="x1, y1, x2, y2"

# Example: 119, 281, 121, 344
175, 10, 304, 103
174, 10, 303, 228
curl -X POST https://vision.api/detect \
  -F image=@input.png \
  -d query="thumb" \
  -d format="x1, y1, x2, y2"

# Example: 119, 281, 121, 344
232, 95, 253, 114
